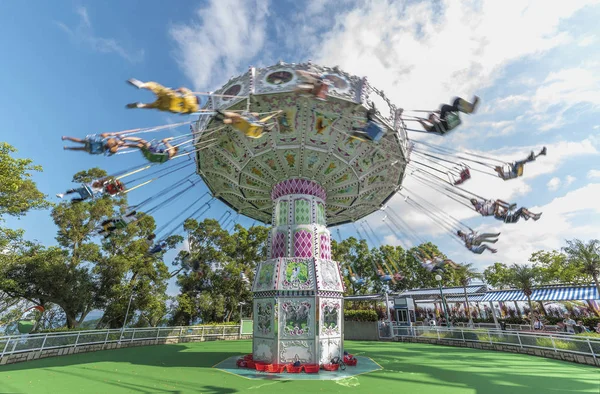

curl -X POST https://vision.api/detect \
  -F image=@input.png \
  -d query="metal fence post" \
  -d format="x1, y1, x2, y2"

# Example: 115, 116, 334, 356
74, 332, 81, 348
201, 326, 205, 340
178, 327, 183, 343
550, 335, 557, 353
460, 329, 465, 342
516, 332, 523, 349
102, 330, 110, 349
222, 326, 226, 339
437, 329, 440, 340
0, 338, 10, 359
38, 334, 48, 356
156, 328, 161, 343
131, 329, 135, 343
586, 337, 596, 360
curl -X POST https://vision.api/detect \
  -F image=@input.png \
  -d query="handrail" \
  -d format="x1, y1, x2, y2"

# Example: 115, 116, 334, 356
383, 322, 600, 360
0, 325, 243, 360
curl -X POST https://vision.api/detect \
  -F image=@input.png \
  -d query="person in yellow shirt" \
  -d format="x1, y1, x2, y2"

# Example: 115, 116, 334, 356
216, 110, 281, 139
126, 79, 200, 114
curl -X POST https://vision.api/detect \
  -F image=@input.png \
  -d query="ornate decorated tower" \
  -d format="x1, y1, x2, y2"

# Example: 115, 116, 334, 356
252, 179, 344, 365
194, 61, 409, 366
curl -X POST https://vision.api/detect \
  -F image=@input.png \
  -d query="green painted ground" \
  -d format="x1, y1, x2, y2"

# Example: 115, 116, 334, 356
0, 340, 598, 393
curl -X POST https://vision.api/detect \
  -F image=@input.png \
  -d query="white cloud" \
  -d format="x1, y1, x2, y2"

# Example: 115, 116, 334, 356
565, 175, 577, 186
169, 0, 270, 89
547, 177, 561, 191
311, 0, 597, 111
55, 6, 143, 63
588, 169, 600, 178
578, 35, 597, 47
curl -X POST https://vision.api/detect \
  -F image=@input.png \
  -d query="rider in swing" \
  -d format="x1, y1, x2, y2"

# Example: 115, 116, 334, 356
62, 133, 127, 155
121, 137, 179, 164
215, 110, 281, 139
417, 96, 480, 135
126, 79, 200, 114
494, 147, 547, 180
295, 70, 330, 100
351, 105, 387, 143
98, 210, 140, 238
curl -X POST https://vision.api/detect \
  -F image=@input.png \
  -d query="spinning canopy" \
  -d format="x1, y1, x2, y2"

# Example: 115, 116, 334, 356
194, 62, 410, 226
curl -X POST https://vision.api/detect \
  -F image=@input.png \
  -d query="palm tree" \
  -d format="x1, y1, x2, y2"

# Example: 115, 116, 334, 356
509, 264, 539, 329
455, 263, 483, 327
562, 239, 600, 297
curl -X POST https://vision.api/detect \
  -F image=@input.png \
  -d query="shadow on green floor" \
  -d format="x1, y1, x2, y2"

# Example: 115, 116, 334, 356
0, 340, 598, 394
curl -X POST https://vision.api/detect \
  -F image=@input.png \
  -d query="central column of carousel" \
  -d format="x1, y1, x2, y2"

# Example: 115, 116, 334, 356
251, 179, 345, 368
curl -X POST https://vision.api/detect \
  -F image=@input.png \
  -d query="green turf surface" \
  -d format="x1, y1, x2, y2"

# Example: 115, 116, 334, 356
0, 340, 597, 393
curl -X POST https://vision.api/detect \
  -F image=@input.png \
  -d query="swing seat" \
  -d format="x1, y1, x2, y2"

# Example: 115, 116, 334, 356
364, 121, 386, 143
380, 275, 392, 282
445, 112, 461, 130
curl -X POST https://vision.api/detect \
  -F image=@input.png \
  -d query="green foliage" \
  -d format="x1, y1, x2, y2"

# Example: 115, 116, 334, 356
194, 321, 240, 326
582, 317, 600, 329
344, 309, 378, 322
0, 142, 50, 219
169, 219, 268, 325
536, 337, 578, 350
483, 263, 512, 289
575, 331, 600, 338
500, 317, 526, 325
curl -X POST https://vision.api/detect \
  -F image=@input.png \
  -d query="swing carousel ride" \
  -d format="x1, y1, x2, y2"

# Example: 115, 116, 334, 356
58, 61, 546, 369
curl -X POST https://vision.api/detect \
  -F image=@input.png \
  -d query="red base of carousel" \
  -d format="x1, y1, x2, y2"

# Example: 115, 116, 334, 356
236, 354, 358, 374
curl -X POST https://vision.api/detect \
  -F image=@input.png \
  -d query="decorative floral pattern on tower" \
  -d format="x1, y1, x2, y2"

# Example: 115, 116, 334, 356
320, 299, 341, 336
271, 178, 327, 201
271, 232, 286, 258
317, 260, 343, 291
279, 340, 314, 364
293, 230, 313, 258
319, 233, 331, 260
276, 200, 289, 226
280, 259, 314, 290
316, 202, 326, 225
255, 300, 273, 337
253, 260, 277, 292
281, 299, 312, 337
294, 198, 311, 224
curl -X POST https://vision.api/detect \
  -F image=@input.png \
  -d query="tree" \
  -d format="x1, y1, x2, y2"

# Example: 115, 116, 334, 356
508, 264, 540, 329
483, 263, 513, 289
562, 239, 600, 297
454, 263, 482, 326
529, 250, 582, 284
0, 142, 50, 219
169, 218, 268, 325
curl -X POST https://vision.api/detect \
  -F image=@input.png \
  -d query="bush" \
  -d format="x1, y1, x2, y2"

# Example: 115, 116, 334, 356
582, 317, 600, 330
575, 332, 600, 338
500, 317, 526, 325
38, 326, 94, 333
543, 316, 563, 325
194, 321, 240, 326
344, 310, 378, 322
536, 337, 578, 351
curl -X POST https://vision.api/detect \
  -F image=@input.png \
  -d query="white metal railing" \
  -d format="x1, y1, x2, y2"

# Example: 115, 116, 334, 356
0, 325, 243, 360
382, 322, 600, 360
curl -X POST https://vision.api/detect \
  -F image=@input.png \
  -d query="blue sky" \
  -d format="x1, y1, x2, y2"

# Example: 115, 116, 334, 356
1, 1, 600, 293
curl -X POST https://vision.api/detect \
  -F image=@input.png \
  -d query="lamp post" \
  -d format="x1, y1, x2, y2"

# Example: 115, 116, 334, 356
435, 274, 450, 327
239, 302, 246, 321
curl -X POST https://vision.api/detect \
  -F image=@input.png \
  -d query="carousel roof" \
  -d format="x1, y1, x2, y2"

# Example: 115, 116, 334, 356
194, 62, 409, 226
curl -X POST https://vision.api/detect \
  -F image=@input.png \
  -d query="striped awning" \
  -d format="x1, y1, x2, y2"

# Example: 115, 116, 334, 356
481, 286, 599, 302
399, 284, 487, 298
445, 294, 487, 303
